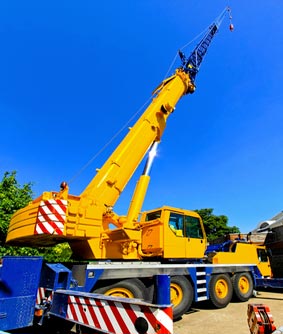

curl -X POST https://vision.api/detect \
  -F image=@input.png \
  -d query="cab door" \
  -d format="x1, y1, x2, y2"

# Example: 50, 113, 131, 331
164, 211, 206, 260
184, 215, 206, 259
165, 212, 187, 258
257, 247, 272, 277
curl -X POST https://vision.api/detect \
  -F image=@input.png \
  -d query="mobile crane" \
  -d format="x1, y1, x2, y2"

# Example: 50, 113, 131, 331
4, 8, 248, 321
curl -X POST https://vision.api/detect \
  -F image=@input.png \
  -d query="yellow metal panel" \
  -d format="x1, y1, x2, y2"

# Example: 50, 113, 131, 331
141, 224, 163, 255
6, 201, 43, 245
213, 243, 272, 277
163, 227, 187, 258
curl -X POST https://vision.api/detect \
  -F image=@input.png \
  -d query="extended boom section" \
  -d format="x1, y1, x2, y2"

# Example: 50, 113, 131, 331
179, 23, 218, 83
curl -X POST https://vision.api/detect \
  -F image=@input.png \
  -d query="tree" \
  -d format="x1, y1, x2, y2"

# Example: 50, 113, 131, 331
195, 208, 240, 243
0, 171, 39, 256
0, 171, 33, 243
0, 171, 72, 261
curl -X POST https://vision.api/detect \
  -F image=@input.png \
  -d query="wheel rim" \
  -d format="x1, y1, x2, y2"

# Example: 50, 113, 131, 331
170, 283, 183, 307
215, 278, 228, 298
103, 287, 134, 298
238, 276, 249, 294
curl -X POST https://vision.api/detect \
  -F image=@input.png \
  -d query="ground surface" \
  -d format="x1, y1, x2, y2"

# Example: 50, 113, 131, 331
174, 290, 283, 334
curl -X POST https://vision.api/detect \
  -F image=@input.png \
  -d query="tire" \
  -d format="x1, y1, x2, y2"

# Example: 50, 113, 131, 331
170, 276, 194, 320
93, 278, 147, 300
209, 274, 233, 308
232, 272, 253, 302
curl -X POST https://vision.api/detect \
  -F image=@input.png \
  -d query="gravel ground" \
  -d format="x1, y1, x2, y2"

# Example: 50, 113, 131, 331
174, 290, 283, 334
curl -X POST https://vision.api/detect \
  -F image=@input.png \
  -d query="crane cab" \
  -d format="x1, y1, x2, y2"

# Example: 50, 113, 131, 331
139, 206, 207, 261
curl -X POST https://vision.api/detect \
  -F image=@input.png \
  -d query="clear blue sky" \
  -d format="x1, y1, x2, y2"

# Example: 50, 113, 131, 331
1, 1, 282, 233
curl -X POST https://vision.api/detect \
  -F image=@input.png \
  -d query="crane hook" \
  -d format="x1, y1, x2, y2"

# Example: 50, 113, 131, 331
227, 6, 234, 32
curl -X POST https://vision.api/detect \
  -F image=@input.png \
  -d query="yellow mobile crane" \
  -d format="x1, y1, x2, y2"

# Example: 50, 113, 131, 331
8, 10, 266, 320
6, 11, 227, 261
7, 9, 283, 321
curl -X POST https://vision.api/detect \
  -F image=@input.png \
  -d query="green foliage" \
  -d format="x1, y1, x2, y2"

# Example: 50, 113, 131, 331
43, 243, 73, 262
195, 208, 240, 243
0, 244, 40, 257
0, 171, 33, 244
0, 171, 72, 261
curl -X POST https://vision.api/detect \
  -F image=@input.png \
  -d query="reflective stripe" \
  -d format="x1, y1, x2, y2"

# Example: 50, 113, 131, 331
34, 200, 67, 235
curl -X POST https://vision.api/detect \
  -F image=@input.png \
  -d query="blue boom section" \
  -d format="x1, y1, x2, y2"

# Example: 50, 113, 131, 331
179, 23, 218, 84
0, 256, 43, 331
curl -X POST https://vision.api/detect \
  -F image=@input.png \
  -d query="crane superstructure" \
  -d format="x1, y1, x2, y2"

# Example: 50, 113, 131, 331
6, 9, 228, 260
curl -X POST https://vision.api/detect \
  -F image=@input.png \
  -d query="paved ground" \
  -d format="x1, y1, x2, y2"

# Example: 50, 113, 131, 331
174, 290, 283, 334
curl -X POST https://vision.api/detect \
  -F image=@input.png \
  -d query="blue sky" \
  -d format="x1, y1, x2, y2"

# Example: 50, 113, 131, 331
1, 1, 282, 233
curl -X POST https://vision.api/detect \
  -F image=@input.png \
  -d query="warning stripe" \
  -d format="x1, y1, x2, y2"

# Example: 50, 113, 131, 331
88, 299, 108, 330
95, 299, 117, 333
77, 297, 89, 325
36, 288, 53, 305
67, 301, 79, 322
42, 200, 66, 220
34, 200, 67, 235
154, 307, 173, 334
36, 220, 64, 235
36, 288, 45, 304
66, 295, 173, 334
146, 307, 160, 330
111, 301, 132, 333
124, 303, 142, 333
130, 304, 160, 334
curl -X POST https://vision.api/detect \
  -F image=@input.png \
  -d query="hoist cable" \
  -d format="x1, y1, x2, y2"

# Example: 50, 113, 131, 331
68, 96, 152, 185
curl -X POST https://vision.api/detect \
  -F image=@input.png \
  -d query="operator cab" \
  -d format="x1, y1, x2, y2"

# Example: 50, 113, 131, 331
140, 206, 207, 261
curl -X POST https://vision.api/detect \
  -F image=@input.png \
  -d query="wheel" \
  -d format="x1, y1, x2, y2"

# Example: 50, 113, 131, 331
170, 276, 194, 320
232, 272, 253, 302
209, 274, 233, 308
94, 278, 147, 300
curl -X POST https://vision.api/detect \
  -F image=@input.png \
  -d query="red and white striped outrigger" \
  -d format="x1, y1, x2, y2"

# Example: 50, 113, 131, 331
49, 290, 173, 334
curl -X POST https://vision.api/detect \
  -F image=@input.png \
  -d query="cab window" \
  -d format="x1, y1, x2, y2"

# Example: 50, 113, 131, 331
145, 210, 161, 221
185, 215, 203, 239
257, 248, 268, 262
169, 213, 184, 237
